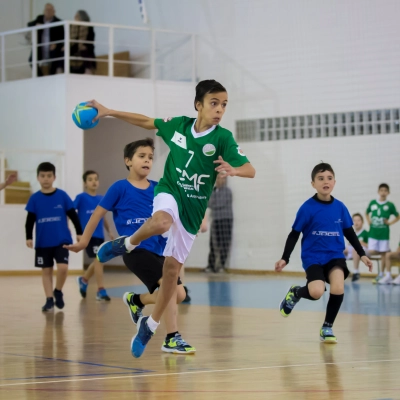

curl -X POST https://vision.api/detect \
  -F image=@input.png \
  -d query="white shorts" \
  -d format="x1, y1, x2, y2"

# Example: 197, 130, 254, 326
345, 245, 369, 259
152, 193, 196, 264
368, 238, 390, 253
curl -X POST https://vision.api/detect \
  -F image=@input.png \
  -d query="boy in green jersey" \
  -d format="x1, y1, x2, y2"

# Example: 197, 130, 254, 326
87, 80, 256, 357
366, 183, 400, 284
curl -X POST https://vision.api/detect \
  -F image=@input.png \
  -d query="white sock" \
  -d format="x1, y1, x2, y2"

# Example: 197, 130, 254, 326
385, 271, 391, 277
124, 236, 139, 251
353, 269, 359, 274
146, 315, 160, 333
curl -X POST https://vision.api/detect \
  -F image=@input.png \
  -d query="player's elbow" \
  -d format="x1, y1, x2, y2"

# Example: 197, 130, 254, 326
248, 164, 256, 178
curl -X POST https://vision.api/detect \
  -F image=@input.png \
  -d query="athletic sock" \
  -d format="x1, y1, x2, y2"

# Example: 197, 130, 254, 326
124, 236, 139, 252
294, 285, 317, 301
323, 293, 344, 326
98, 287, 105, 292
385, 271, 391, 277
166, 331, 179, 340
147, 315, 160, 332
133, 293, 145, 308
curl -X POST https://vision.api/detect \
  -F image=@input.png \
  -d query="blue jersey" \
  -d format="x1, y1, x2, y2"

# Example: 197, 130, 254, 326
25, 189, 74, 248
99, 179, 166, 256
74, 193, 104, 239
292, 195, 353, 269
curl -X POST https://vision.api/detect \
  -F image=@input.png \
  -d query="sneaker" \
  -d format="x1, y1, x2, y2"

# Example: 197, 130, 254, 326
372, 273, 383, 284
392, 274, 400, 285
378, 274, 393, 285
279, 285, 301, 317
130, 316, 154, 358
161, 334, 196, 354
203, 266, 215, 273
351, 272, 360, 282
96, 288, 111, 301
53, 289, 64, 309
97, 236, 130, 263
320, 327, 337, 343
182, 286, 191, 303
42, 298, 54, 312
76, 276, 88, 298
123, 292, 143, 324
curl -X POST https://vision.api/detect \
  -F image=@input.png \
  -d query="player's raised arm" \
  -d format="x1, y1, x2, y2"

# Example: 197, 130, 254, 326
86, 100, 156, 130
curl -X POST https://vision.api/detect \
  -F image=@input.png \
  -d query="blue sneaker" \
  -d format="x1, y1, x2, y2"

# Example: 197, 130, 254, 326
123, 292, 143, 324
131, 316, 154, 358
96, 288, 111, 301
320, 327, 337, 343
279, 285, 301, 317
97, 236, 129, 263
42, 297, 54, 312
76, 276, 88, 298
53, 289, 64, 309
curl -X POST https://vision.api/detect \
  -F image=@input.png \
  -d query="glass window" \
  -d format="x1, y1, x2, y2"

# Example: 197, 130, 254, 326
299, 116, 304, 126
359, 125, 363, 135
260, 119, 265, 129
283, 117, 288, 127
275, 118, 281, 128
376, 111, 381, 121
291, 116, 297, 127
385, 110, 391, 120
394, 109, 399, 120
333, 114, 337, 124
316, 127, 321, 137
284, 130, 288, 140
307, 115, 313, 126
268, 131, 273, 141
315, 115, 321, 125
341, 113, 346, 124
358, 112, 363, 122
260, 131, 265, 141
324, 114, 329, 125
267, 118, 273, 129
350, 113, 355, 123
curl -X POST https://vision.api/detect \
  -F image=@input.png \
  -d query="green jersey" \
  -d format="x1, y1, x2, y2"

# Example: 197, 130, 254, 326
356, 229, 369, 244
366, 199, 399, 240
154, 116, 250, 235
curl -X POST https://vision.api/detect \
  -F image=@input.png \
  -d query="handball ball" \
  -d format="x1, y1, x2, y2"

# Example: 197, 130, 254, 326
72, 102, 99, 130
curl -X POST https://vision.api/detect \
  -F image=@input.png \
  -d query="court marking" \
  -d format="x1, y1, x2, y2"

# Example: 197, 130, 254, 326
0, 357, 399, 388
0, 352, 153, 373
3, 372, 144, 381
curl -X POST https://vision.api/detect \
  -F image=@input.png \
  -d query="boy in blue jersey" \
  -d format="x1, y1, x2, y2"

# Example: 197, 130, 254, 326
66, 139, 195, 355
25, 162, 83, 312
275, 163, 373, 343
74, 170, 114, 301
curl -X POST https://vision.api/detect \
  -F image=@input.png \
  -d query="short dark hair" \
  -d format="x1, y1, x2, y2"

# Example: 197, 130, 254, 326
82, 170, 98, 182
194, 79, 227, 111
124, 138, 154, 171
37, 162, 55, 176
378, 183, 390, 191
352, 213, 364, 223
311, 162, 335, 181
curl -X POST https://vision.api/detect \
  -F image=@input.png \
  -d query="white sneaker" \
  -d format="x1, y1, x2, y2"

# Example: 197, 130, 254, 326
378, 274, 393, 285
392, 275, 400, 285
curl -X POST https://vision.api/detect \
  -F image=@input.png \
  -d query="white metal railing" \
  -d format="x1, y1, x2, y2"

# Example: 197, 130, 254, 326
0, 149, 65, 205
0, 21, 196, 82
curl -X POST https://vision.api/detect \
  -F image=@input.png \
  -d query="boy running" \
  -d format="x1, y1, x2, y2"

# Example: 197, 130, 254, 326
87, 80, 255, 357
66, 139, 195, 354
276, 163, 372, 343
75, 170, 114, 301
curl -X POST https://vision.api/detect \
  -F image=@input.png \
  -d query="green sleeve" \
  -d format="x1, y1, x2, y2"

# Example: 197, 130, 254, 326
362, 230, 369, 242
391, 202, 399, 217
154, 117, 183, 142
221, 132, 250, 168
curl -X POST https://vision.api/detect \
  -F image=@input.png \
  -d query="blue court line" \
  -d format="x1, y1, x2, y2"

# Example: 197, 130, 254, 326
3, 371, 141, 381
0, 352, 153, 373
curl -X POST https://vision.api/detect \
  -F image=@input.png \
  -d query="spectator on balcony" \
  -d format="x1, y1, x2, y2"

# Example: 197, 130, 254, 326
27, 3, 64, 76
70, 10, 96, 75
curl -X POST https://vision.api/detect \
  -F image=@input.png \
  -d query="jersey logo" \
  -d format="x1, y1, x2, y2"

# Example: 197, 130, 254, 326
171, 132, 187, 149
203, 144, 216, 156
54, 204, 63, 209
383, 205, 389, 211
371, 205, 378, 211
312, 231, 340, 237
237, 146, 246, 156
163, 117, 172, 122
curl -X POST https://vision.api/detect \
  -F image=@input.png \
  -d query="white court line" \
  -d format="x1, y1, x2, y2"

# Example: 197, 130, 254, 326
0, 358, 399, 388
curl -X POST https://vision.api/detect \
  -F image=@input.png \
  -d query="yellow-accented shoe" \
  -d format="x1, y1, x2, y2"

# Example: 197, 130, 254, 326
320, 327, 337, 344
161, 334, 196, 354
279, 285, 301, 317
123, 292, 143, 325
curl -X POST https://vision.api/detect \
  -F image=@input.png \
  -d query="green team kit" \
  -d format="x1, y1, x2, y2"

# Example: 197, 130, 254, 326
366, 200, 399, 240
154, 116, 249, 235
356, 229, 369, 244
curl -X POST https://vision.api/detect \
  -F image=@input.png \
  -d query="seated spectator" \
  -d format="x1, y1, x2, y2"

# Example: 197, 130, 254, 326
70, 10, 96, 74
384, 243, 400, 285
344, 213, 369, 282
28, 3, 64, 76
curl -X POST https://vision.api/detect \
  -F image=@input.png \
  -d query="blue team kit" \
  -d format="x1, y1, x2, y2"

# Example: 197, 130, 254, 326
74, 192, 104, 239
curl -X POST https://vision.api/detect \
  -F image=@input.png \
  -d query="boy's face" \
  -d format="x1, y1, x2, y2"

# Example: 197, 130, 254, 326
125, 146, 153, 177
353, 215, 363, 230
85, 174, 99, 191
196, 92, 228, 126
311, 170, 336, 195
378, 187, 389, 199
37, 171, 55, 190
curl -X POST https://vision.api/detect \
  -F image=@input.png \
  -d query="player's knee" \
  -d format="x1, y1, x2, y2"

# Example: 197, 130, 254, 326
309, 287, 324, 299
150, 214, 172, 234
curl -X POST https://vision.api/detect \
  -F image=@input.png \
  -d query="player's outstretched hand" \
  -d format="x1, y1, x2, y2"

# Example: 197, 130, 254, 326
86, 99, 110, 121
275, 259, 287, 272
361, 255, 373, 272
64, 241, 88, 253
214, 156, 237, 176
26, 240, 33, 249
5, 173, 17, 186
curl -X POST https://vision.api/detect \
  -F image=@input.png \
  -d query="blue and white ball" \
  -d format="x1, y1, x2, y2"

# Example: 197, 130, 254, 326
72, 102, 99, 130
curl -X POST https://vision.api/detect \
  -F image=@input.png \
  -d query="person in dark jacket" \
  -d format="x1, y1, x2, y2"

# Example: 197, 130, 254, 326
27, 3, 64, 76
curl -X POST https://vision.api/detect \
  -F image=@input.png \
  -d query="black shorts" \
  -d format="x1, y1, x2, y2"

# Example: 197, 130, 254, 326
35, 245, 69, 268
123, 249, 182, 294
86, 237, 104, 259
305, 258, 349, 284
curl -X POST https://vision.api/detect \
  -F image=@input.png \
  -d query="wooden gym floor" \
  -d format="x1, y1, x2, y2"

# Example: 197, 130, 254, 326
0, 271, 399, 400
